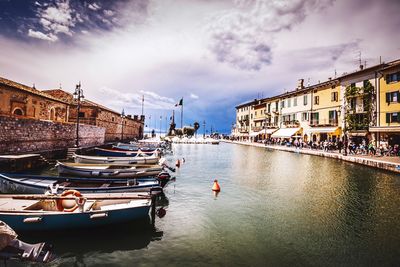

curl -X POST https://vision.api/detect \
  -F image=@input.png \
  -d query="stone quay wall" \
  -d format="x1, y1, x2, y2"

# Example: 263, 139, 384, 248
0, 115, 105, 155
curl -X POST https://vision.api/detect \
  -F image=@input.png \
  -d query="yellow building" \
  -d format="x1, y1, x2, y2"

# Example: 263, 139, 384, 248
370, 60, 400, 145
234, 99, 257, 141
307, 79, 342, 142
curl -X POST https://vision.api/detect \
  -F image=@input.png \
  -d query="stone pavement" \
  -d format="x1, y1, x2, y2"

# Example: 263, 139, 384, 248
222, 140, 400, 173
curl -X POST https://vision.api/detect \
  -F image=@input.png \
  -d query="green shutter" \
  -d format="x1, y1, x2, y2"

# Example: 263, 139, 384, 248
386, 113, 391, 123
386, 92, 391, 103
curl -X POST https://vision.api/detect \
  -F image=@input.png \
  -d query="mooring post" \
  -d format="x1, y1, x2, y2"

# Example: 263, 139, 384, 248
151, 194, 156, 228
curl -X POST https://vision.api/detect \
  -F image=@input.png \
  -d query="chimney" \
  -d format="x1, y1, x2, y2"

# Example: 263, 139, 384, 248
140, 115, 145, 121
133, 115, 138, 120
328, 77, 332, 81
360, 64, 364, 70
297, 79, 304, 90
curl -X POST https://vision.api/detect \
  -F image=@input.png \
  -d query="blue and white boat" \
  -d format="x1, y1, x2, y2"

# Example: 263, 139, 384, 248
73, 153, 161, 165
0, 193, 152, 232
0, 173, 162, 195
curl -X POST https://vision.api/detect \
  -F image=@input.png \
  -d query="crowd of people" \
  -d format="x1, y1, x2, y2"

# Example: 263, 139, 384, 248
250, 137, 400, 157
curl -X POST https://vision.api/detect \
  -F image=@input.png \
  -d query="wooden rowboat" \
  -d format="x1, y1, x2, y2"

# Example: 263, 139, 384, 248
0, 173, 163, 195
56, 161, 164, 178
0, 193, 153, 231
73, 153, 161, 165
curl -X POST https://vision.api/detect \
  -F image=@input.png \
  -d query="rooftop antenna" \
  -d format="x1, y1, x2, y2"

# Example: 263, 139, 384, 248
334, 69, 337, 78
364, 60, 367, 68
32, 83, 36, 89
307, 78, 310, 86
59, 83, 62, 89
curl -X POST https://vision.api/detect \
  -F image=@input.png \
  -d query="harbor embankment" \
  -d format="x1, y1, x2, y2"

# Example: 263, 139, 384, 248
223, 140, 400, 173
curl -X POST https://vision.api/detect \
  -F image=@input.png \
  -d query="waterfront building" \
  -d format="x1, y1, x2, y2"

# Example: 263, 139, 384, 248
339, 63, 382, 144
249, 98, 268, 140
44, 89, 144, 141
234, 99, 258, 141
306, 79, 342, 142
0, 77, 69, 122
271, 79, 311, 141
370, 60, 400, 145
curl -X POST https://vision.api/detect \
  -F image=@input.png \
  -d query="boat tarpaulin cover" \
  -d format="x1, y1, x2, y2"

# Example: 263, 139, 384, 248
0, 221, 17, 250
271, 127, 301, 138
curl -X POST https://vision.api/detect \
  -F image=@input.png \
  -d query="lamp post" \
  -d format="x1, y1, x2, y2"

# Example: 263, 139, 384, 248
73, 82, 84, 147
121, 109, 125, 141
203, 120, 206, 138
159, 116, 162, 137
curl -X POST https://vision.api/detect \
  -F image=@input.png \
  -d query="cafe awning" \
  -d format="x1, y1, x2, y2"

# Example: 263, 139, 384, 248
250, 128, 278, 136
271, 127, 301, 138
307, 127, 341, 134
369, 126, 400, 133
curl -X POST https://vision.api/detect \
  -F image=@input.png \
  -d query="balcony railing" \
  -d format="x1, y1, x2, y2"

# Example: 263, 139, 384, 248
238, 127, 249, 133
309, 119, 338, 126
283, 120, 300, 126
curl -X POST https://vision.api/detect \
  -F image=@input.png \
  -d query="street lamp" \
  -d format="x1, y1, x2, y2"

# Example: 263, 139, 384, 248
203, 120, 206, 138
73, 82, 84, 147
121, 109, 125, 142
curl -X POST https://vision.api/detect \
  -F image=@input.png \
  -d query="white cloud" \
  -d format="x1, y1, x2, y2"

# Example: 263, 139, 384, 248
104, 10, 115, 17
27, 29, 58, 42
88, 3, 101, 11
190, 93, 199, 99
206, 0, 334, 70
37, 0, 75, 37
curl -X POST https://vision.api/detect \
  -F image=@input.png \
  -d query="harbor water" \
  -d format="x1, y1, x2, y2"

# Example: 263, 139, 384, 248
18, 143, 400, 266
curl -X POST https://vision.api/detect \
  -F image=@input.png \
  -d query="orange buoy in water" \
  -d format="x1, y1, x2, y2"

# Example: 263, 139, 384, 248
212, 179, 220, 192
175, 159, 181, 168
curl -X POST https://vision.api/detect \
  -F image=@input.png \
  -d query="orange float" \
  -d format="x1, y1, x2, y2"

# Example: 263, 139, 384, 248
212, 180, 221, 192
56, 190, 83, 212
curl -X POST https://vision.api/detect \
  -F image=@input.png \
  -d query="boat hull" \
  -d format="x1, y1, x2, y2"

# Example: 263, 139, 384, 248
0, 205, 150, 232
57, 164, 161, 178
74, 154, 160, 165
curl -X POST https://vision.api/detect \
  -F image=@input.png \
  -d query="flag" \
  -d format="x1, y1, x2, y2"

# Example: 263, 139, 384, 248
175, 98, 183, 107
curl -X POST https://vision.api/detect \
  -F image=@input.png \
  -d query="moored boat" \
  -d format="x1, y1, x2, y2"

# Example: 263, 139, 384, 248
94, 148, 159, 157
0, 192, 153, 231
0, 173, 163, 194
73, 153, 161, 165
57, 161, 164, 178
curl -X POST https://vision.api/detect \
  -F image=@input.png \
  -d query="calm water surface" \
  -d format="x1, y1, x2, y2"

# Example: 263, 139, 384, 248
16, 143, 400, 266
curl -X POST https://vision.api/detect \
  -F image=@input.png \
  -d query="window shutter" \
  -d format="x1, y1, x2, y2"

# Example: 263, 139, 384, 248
386, 113, 391, 123
397, 91, 400, 103
386, 92, 391, 103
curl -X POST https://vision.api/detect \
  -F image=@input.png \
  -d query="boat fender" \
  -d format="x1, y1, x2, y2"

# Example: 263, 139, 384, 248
156, 207, 166, 218
75, 196, 87, 211
57, 190, 83, 212
212, 180, 221, 192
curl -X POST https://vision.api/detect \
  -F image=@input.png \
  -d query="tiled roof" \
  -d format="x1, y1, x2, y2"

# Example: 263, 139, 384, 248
0, 77, 69, 104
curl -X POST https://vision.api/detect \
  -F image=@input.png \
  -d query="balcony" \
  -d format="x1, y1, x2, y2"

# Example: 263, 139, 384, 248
238, 127, 249, 133
252, 126, 262, 132
309, 119, 338, 127
283, 120, 300, 127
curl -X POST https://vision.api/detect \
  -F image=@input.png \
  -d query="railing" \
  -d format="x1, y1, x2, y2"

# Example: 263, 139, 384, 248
283, 120, 300, 126
238, 127, 249, 133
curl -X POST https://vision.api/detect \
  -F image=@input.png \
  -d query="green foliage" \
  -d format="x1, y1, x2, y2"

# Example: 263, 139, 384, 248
344, 81, 374, 131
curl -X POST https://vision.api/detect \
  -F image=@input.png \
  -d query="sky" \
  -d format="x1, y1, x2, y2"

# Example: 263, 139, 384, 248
0, 0, 399, 133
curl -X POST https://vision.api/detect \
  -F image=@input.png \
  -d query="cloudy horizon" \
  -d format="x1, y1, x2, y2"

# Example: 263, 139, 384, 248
1, 0, 399, 133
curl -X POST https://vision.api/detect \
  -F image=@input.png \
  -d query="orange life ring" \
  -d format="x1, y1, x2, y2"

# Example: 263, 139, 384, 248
56, 190, 83, 212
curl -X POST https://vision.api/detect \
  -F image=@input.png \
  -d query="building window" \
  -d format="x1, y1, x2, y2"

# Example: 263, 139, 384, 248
78, 112, 85, 118
350, 98, 356, 111
386, 91, 399, 104
314, 96, 319, 105
331, 92, 338, 102
303, 95, 308, 105
310, 112, 319, 125
386, 72, 400, 83
12, 108, 24, 116
267, 103, 271, 113
386, 112, 400, 123
293, 97, 297, 106
287, 98, 291, 108
281, 101, 285, 108
301, 112, 309, 121
329, 110, 338, 125
255, 111, 257, 116
49, 108, 56, 120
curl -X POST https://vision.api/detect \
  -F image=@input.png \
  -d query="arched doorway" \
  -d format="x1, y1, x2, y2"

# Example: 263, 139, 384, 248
12, 108, 24, 116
